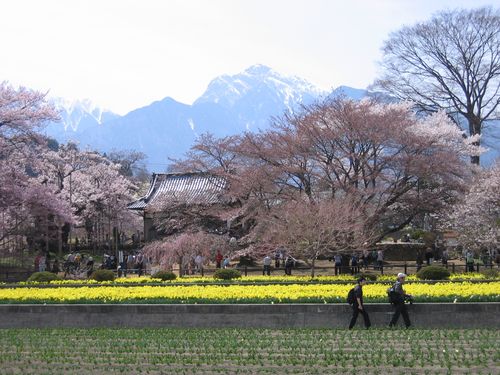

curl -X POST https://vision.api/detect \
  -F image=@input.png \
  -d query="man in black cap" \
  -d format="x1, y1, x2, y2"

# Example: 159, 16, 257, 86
348, 276, 371, 329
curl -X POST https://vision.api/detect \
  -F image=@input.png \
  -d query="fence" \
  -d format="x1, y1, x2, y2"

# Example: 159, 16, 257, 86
184, 261, 497, 278
1, 261, 497, 283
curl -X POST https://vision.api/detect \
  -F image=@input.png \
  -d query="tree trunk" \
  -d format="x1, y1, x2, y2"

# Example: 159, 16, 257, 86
178, 256, 183, 278
468, 115, 482, 165
58, 225, 62, 258
310, 256, 316, 278
45, 215, 49, 255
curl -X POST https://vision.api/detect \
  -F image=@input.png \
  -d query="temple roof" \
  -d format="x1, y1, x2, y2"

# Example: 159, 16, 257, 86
127, 172, 227, 210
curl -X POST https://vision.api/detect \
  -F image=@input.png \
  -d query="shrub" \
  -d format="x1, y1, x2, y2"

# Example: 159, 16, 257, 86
27, 271, 61, 283
152, 271, 177, 281
213, 268, 242, 280
481, 269, 499, 279
416, 265, 451, 280
358, 273, 377, 281
91, 269, 115, 282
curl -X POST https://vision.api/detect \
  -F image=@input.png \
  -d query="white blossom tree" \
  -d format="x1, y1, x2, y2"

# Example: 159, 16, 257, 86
446, 163, 500, 252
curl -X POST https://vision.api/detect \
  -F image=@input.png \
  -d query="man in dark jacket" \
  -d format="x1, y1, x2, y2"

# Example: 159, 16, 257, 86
389, 273, 412, 328
348, 277, 371, 329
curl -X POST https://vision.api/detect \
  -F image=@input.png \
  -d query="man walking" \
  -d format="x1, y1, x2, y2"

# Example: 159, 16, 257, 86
389, 273, 412, 328
348, 277, 371, 330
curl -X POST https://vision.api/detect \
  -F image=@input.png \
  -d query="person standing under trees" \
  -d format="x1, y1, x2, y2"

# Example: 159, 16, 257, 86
222, 256, 230, 269
465, 250, 475, 272
284, 256, 294, 276
136, 253, 144, 276
194, 254, 203, 274
348, 277, 371, 330
416, 250, 424, 272
376, 250, 384, 271
51, 259, 60, 274
425, 247, 434, 265
389, 273, 413, 329
127, 253, 134, 274
362, 249, 369, 270
34, 253, 41, 273
441, 249, 449, 266
334, 253, 342, 275
350, 253, 359, 275
274, 249, 281, 268
215, 251, 223, 269
39, 253, 46, 272
263, 254, 272, 276
86, 257, 94, 278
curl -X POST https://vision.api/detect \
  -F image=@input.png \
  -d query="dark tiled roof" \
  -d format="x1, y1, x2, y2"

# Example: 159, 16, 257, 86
127, 172, 227, 210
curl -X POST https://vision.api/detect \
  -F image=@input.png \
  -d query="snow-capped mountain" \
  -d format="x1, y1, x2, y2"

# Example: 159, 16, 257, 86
195, 64, 326, 130
45, 65, 369, 170
44, 98, 119, 144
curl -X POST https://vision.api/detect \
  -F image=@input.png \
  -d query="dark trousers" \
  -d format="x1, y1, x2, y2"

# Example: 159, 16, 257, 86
263, 265, 271, 276
349, 305, 371, 329
334, 264, 341, 275
389, 303, 411, 328
137, 263, 143, 277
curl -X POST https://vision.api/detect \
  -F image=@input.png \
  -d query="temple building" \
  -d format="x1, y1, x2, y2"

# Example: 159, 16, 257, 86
128, 172, 230, 241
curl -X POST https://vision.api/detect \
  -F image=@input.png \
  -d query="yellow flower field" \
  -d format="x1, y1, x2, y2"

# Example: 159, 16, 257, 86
14, 272, 497, 287
1, 281, 498, 304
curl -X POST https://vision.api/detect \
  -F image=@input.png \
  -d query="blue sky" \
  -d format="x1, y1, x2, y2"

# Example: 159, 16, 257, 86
1, 0, 498, 114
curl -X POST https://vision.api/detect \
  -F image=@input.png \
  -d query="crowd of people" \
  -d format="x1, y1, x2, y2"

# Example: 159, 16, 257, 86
32, 242, 498, 281
32, 250, 149, 279
259, 249, 297, 276
330, 250, 384, 275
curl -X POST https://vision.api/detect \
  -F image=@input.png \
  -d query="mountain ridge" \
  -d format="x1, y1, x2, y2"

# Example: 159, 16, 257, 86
44, 64, 498, 170
45, 65, 362, 169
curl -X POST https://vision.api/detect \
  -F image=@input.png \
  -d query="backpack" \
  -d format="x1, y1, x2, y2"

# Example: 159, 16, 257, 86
346, 287, 356, 305
387, 284, 402, 304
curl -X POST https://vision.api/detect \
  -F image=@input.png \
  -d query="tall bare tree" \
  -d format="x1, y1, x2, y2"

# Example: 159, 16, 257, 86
107, 150, 148, 181
373, 7, 500, 164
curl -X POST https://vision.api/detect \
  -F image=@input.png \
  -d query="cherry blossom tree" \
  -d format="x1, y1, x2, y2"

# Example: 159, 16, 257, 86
446, 163, 500, 252
142, 232, 230, 275
261, 198, 377, 276
1, 83, 141, 262
40, 142, 140, 253
0, 83, 71, 256
175, 98, 477, 258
